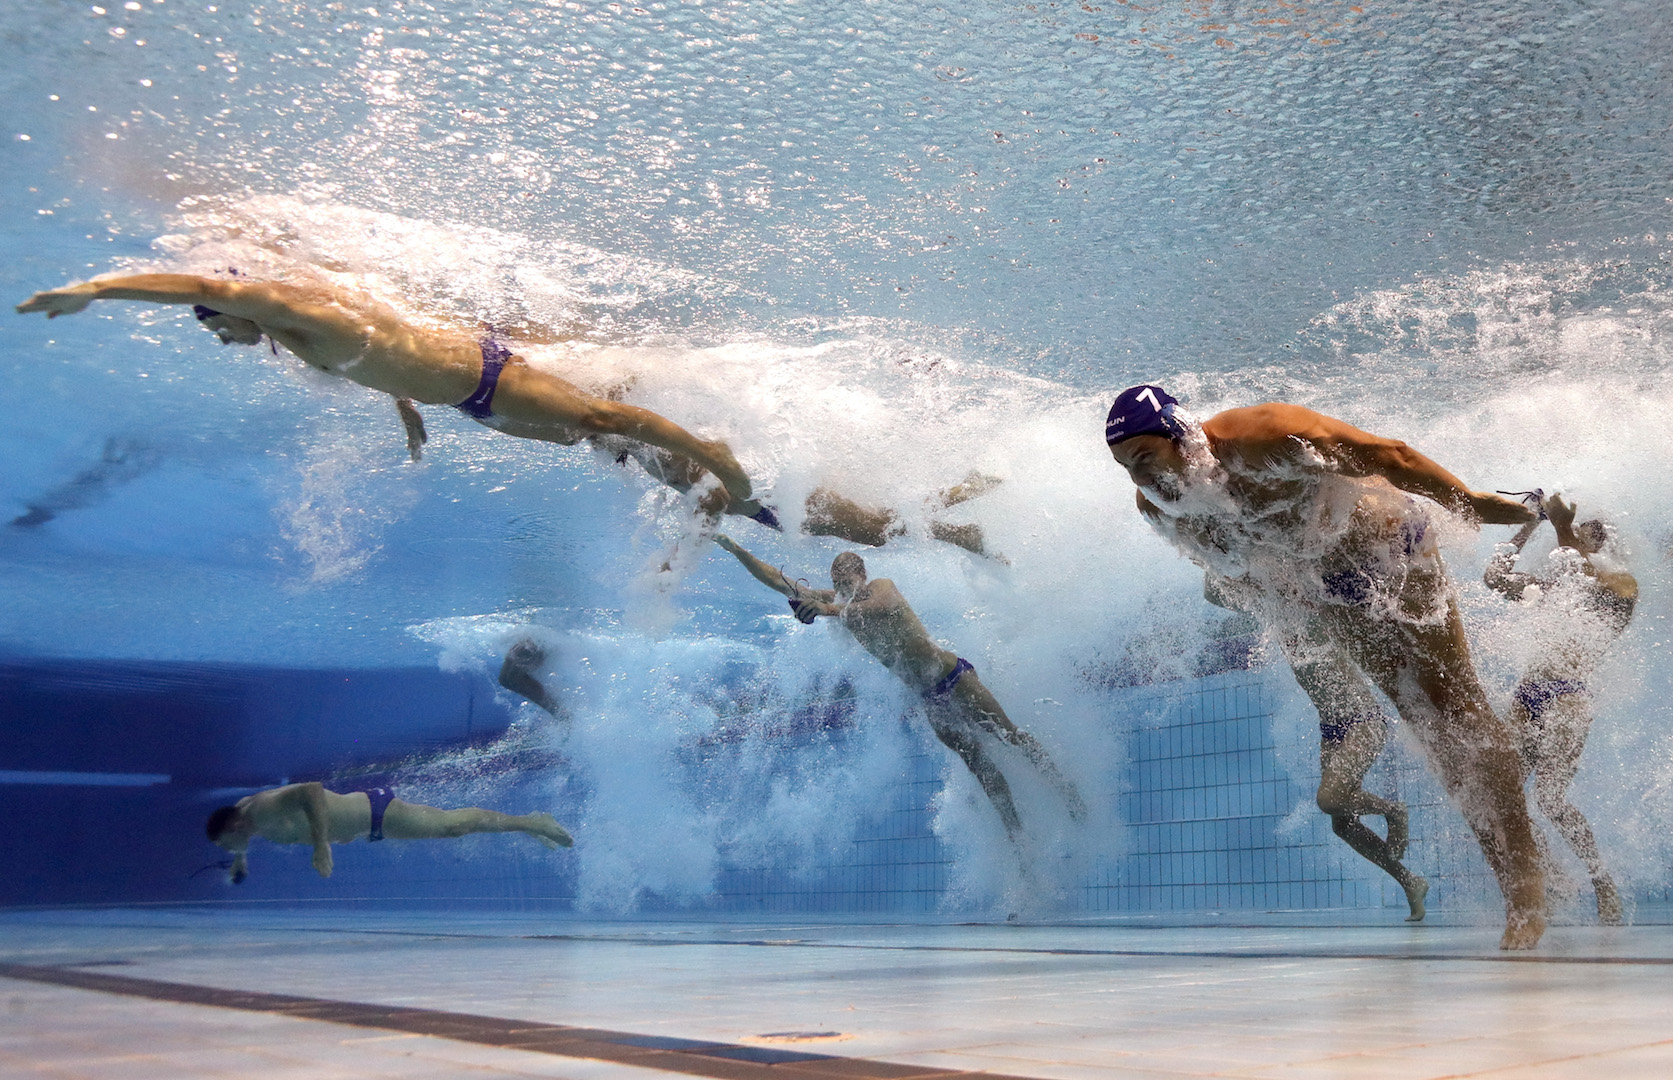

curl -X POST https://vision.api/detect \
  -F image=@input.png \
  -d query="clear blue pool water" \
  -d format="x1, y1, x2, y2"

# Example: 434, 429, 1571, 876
2, 0, 1672, 918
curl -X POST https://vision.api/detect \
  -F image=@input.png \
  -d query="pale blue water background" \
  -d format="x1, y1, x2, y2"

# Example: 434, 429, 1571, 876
3, 0, 1673, 915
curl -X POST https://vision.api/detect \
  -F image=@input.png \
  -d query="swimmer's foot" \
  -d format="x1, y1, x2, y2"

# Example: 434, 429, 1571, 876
1062, 784, 1089, 823
927, 520, 1008, 563
1403, 876, 1428, 922
1595, 875, 1624, 926
1385, 803, 1409, 861
526, 812, 574, 849
940, 472, 1004, 508
1499, 906, 1546, 951
701, 440, 752, 503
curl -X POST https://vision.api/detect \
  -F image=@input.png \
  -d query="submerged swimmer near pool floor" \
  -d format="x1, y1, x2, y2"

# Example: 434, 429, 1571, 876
205, 781, 573, 885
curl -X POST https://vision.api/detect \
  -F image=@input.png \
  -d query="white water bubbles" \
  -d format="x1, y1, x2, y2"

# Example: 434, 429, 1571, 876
273, 412, 419, 585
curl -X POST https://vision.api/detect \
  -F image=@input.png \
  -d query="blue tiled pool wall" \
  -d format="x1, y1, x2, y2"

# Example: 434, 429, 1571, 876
694, 666, 1497, 918
1086, 668, 1499, 917
7, 653, 1658, 917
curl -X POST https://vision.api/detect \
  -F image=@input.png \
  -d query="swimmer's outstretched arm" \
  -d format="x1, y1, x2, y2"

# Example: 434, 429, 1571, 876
1208, 404, 1534, 525
713, 534, 837, 603
17, 274, 368, 352
20, 274, 273, 320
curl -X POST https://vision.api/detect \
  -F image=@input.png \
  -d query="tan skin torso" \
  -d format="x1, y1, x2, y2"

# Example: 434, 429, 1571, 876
239, 784, 374, 844
837, 579, 960, 692
206, 280, 487, 405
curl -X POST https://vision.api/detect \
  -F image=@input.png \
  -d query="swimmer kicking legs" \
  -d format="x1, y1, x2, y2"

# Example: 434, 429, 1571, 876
1203, 576, 1425, 919
1486, 493, 1635, 924
1108, 385, 1544, 947
713, 535, 1086, 836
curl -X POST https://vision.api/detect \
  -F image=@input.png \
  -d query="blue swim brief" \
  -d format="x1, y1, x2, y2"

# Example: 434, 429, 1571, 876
1321, 519, 1431, 608
360, 786, 396, 842
1319, 712, 1386, 744
455, 338, 512, 419
1515, 678, 1586, 723
925, 658, 974, 700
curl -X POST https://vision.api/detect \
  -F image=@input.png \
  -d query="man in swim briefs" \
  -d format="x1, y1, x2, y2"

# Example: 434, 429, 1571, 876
16, 272, 757, 508
205, 781, 572, 884
16, 272, 1002, 554
1105, 384, 1545, 948
1484, 491, 1637, 924
713, 535, 1086, 840
1202, 575, 1428, 921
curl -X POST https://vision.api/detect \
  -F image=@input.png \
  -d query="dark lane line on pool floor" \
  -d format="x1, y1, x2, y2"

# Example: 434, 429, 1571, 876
13, 919, 1673, 967
0, 962, 1019, 1080
517, 934, 1673, 967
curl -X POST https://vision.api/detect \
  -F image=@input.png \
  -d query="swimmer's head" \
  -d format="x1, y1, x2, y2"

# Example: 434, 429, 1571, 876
205, 804, 247, 845
1575, 519, 1609, 555
831, 551, 867, 597
1106, 384, 1187, 445
205, 803, 252, 882
193, 305, 264, 347
1106, 385, 1212, 503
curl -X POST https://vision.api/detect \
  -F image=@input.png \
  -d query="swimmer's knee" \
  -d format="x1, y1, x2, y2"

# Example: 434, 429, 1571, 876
1316, 786, 1347, 816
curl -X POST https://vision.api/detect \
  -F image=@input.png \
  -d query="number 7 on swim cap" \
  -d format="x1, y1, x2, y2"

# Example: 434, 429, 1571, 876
1106, 384, 1183, 445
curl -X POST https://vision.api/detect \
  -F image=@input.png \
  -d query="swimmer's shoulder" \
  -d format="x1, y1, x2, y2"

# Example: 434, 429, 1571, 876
1204, 403, 1343, 458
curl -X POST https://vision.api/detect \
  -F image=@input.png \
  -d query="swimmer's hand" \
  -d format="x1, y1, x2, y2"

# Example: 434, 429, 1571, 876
311, 843, 334, 879
1469, 491, 1537, 526
396, 398, 427, 462
15, 284, 96, 319
788, 596, 836, 623
1544, 493, 1577, 531
713, 533, 741, 555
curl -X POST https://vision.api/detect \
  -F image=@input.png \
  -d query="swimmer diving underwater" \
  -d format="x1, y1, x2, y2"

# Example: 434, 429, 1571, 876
15, 272, 759, 506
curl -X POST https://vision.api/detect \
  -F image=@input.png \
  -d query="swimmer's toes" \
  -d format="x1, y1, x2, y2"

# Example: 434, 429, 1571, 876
529, 812, 574, 849
1404, 877, 1428, 922
1499, 911, 1545, 950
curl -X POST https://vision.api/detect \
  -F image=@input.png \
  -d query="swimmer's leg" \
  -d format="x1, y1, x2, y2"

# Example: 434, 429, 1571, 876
951, 678, 1087, 820
937, 472, 1004, 509
926, 705, 1024, 839
380, 800, 573, 848
927, 520, 991, 558
493, 364, 752, 501
802, 489, 904, 546
1317, 721, 1425, 919
1529, 694, 1620, 924
1325, 588, 1544, 949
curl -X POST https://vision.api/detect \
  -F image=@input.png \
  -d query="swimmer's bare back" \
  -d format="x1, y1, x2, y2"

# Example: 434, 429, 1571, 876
1201, 403, 1533, 525
17, 273, 753, 500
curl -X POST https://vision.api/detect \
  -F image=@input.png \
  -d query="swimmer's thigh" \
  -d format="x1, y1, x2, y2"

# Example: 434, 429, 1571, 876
489, 364, 607, 436
951, 678, 1017, 737
378, 799, 470, 840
